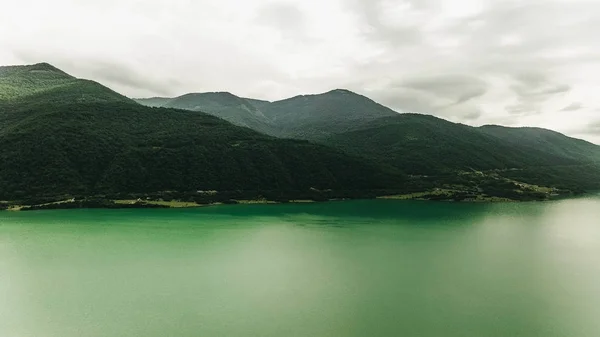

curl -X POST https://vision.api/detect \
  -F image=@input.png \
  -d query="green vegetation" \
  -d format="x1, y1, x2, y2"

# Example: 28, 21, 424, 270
136, 92, 278, 136
155, 89, 600, 199
0, 63, 74, 100
321, 115, 600, 194
0, 64, 405, 205
259, 89, 398, 139
0, 63, 131, 104
3, 64, 599, 207
322, 114, 600, 173
133, 97, 172, 107
479, 125, 600, 162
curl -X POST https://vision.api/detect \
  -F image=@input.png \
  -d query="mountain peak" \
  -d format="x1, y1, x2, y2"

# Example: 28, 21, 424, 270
0, 62, 72, 78
0, 62, 133, 103
30, 62, 69, 73
328, 89, 356, 95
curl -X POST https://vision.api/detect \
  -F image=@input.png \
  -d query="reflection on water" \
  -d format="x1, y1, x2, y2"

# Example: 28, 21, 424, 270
1, 198, 599, 337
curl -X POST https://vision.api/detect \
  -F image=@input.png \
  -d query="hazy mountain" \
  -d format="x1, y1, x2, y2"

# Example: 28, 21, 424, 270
133, 87, 600, 195
4, 63, 599, 204
479, 125, 600, 163
243, 98, 272, 111
260, 89, 398, 139
135, 89, 398, 139
0, 64, 403, 201
322, 113, 600, 191
323, 114, 598, 172
136, 92, 278, 136
134, 97, 172, 107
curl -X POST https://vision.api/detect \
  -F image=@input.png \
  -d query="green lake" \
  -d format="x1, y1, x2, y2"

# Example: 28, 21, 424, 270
1, 198, 599, 337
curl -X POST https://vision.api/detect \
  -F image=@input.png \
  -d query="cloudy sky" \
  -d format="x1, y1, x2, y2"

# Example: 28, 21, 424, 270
1, 0, 599, 143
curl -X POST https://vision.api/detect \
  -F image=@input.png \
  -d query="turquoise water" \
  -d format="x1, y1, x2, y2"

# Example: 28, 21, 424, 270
1, 198, 600, 337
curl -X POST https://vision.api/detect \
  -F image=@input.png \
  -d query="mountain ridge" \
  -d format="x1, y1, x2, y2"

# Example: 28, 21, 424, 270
137, 89, 600, 146
137, 86, 600, 197
0, 63, 407, 205
136, 91, 278, 136
2, 62, 600, 206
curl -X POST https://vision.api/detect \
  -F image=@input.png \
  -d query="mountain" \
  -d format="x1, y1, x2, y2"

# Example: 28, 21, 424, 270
233, 89, 600, 191
322, 114, 600, 174
0, 62, 74, 100
243, 98, 272, 111
134, 97, 172, 107
0, 64, 405, 204
0, 62, 131, 104
134, 87, 600, 198
6, 64, 598, 205
135, 89, 398, 139
322, 113, 600, 194
259, 89, 398, 139
479, 125, 600, 163
136, 92, 278, 136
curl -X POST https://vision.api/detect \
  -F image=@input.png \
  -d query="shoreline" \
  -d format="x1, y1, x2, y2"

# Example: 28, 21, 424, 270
0, 190, 588, 212
1, 198, 321, 212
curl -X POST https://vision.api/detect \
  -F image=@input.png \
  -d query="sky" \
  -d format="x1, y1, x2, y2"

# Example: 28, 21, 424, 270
1, 0, 599, 143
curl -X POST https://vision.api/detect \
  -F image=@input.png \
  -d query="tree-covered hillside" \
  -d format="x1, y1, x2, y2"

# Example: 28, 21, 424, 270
322, 114, 600, 192
133, 97, 172, 107
322, 114, 600, 174
134, 87, 600, 198
136, 92, 278, 136
5, 63, 599, 205
0, 64, 405, 202
479, 125, 600, 163
0, 63, 74, 100
259, 89, 398, 139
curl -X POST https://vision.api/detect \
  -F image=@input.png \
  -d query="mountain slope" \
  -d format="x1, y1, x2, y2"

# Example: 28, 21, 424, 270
0, 64, 404, 202
136, 87, 600, 196
243, 98, 272, 111
136, 92, 278, 136
0, 63, 132, 104
260, 89, 398, 139
134, 97, 172, 107
322, 114, 563, 174
322, 113, 600, 193
0, 63, 74, 100
479, 125, 600, 163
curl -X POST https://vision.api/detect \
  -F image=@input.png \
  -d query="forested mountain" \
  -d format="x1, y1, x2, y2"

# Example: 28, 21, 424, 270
3, 63, 599, 206
323, 114, 600, 174
243, 98, 272, 111
0, 62, 75, 100
479, 125, 600, 163
135, 92, 277, 136
134, 97, 172, 107
0, 64, 405, 203
0, 62, 131, 104
139, 88, 600, 197
258, 89, 398, 139
321, 114, 600, 192
141, 89, 400, 139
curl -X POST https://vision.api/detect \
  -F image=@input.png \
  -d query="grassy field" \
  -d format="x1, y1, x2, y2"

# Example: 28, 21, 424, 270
114, 200, 201, 208
378, 189, 514, 202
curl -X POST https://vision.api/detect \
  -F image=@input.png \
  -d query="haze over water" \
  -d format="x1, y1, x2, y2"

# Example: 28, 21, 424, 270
1, 198, 599, 337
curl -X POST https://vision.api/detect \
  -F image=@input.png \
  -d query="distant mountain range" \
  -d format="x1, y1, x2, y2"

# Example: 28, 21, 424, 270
136, 88, 600, 192
1, 62, 599, 209
0, 63, 403, 207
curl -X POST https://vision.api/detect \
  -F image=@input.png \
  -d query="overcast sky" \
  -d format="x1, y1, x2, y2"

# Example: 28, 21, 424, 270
1, 0, 599, 143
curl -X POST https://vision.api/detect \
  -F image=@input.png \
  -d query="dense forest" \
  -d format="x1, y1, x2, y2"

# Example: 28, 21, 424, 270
0, 64, 405, 205
2, 62, 600, 208
138, 86, 600, 198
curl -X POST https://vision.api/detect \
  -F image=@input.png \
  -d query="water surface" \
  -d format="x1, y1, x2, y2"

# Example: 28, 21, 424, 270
1, 198, 600, 337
